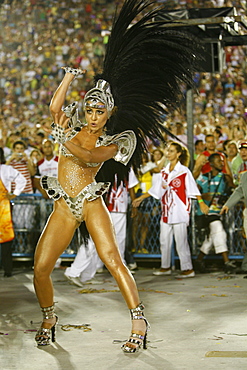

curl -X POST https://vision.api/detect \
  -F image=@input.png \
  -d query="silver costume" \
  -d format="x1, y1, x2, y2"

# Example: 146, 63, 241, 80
44, 102, 136, 220
41, 176, 110, 222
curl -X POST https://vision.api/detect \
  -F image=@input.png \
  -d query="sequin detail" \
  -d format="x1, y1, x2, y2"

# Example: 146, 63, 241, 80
61, 130, 136, 167
41, 176, 110, 221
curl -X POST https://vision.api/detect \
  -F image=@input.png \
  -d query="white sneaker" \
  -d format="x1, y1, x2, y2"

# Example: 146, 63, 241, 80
176, 271, 195, 278
54, 258, 62, 269
128, 262, 138, 270
64, 274, 84, 287
153, 269, 171, 276
82, 278, 104, 285
96, 268, 104, 274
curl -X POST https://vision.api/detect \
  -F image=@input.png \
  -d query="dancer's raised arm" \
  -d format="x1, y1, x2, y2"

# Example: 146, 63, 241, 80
49, 68, 85, 118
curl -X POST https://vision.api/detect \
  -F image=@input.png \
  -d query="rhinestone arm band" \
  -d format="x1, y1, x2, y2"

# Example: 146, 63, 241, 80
62, 67, 85, 76
51, 123, 67, 144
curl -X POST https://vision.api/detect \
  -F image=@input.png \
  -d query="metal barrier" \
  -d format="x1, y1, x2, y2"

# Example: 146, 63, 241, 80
9, 195, 246, 261
10, 195, 80, 260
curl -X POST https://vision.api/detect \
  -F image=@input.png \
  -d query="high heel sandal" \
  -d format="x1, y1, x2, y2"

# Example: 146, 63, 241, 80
61, 66, 86, 76
35, 304, 58, 346
122, 303, 150, 353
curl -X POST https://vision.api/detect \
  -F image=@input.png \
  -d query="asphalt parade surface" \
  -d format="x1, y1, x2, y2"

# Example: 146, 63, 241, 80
1, 267, 247, 370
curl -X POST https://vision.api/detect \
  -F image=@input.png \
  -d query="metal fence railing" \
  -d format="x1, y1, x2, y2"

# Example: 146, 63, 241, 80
6, 195, 246, 262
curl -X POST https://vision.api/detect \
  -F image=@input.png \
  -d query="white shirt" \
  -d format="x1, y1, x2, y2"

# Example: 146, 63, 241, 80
107, 168, 139, 213
148, 162, 200, 225
0, 164, 27, 196
36, 156, 59, 177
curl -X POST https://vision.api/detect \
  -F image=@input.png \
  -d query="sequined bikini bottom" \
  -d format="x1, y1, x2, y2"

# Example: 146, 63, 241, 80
41, 176, 110, 222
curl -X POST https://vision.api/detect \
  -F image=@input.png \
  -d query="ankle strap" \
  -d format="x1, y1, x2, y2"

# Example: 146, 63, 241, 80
41, 304, 55, 320
130, 303, 145, 320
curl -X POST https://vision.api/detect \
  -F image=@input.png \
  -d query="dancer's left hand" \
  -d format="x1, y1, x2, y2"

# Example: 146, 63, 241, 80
54, 112, 72, 133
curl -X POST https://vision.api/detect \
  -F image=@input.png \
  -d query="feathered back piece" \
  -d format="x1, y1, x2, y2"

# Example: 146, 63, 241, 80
95, 0, 203, 183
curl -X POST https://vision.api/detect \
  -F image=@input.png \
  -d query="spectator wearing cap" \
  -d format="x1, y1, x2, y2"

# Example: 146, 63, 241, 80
232, 141, 247, 185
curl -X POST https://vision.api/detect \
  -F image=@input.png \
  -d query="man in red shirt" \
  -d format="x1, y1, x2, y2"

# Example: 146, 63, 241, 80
193, 134, 231, 180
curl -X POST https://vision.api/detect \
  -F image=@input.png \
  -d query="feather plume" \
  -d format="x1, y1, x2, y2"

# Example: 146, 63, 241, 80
95, 0, 203, 182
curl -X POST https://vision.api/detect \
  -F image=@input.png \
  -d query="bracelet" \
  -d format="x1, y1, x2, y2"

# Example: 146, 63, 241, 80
198, 199, 203, 203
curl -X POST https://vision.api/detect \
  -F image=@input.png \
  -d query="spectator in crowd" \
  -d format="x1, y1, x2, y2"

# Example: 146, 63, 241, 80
224, 140, 238, 174
235, 141, 247, 182
132, 153, 158, 253
0, 148, 26, 277
194, 139, 205, 160
0, 137, 12, 160
231, 141, 245, 184
33, 139, 58, 197
29, 148, 43, 173
195, 153, 236, 273
31, 132, 46, 153
6, 140, 35, 194
193, 134, 232, 180
133, 142, 209, 278
220, 170, 247, 273
5, 140, 37, 235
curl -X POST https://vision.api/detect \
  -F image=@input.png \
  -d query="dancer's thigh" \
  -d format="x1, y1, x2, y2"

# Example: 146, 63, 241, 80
34, 198, 78, 271
84, 198, 122, 264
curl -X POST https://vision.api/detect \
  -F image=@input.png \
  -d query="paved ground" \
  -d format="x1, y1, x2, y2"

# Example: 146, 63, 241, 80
1, 266, 247, 370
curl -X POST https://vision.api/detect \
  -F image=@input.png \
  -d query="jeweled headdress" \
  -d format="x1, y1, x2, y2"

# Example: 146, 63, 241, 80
84, 79, 115, 117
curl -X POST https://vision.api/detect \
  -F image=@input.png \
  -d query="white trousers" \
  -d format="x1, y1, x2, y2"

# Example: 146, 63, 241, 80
160, 222, 193, 271
65, 212, 127, 282
200, 220, 227, 255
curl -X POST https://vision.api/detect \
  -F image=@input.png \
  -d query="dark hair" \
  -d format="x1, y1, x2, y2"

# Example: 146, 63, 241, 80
13, 140, 26, 149
208, 152, 221, 164
195, 139, 203, 147
0, 147, 6, 164
151, 149, 163, 162
37, 132, 45, 138
223, 139, 230, 151
205, 134, 214, 141
170, 142, 190, 167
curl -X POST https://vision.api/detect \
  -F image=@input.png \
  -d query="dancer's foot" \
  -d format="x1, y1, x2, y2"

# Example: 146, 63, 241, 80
122, 303, 150, 353
35, 304, 57, 346
35, 316, 58, 346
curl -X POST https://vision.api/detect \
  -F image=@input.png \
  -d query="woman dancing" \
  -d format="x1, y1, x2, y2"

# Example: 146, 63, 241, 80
33, 0, 202, 352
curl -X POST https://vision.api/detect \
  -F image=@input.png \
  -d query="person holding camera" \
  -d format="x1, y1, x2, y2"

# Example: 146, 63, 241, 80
6, 140, 36, 230
6, 140, 35, 194
195, 153, 236, 273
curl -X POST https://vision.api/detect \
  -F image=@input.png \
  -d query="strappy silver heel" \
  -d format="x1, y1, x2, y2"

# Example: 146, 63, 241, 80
35, 304, 58, 346
61, 66, 86, 76
122, 303, 150, 353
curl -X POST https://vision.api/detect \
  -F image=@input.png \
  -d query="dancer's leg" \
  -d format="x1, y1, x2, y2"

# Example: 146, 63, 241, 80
33, 200, 78, 308
84, 198, 147, 351
84, 198, 139, 308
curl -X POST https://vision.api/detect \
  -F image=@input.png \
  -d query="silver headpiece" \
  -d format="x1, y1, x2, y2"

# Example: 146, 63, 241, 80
84, 79, 115, 117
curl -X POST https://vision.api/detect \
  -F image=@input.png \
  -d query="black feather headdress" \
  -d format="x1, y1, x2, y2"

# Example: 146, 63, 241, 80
95, 0, 203, 184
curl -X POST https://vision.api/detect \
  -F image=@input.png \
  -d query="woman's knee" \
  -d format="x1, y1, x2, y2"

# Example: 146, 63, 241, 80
33, 260, 53, 281
101, 251, 124, 272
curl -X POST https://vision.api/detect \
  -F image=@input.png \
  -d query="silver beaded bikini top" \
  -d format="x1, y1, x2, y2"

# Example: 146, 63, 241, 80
61, 130, 136, 166
60, 101, 136, 166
